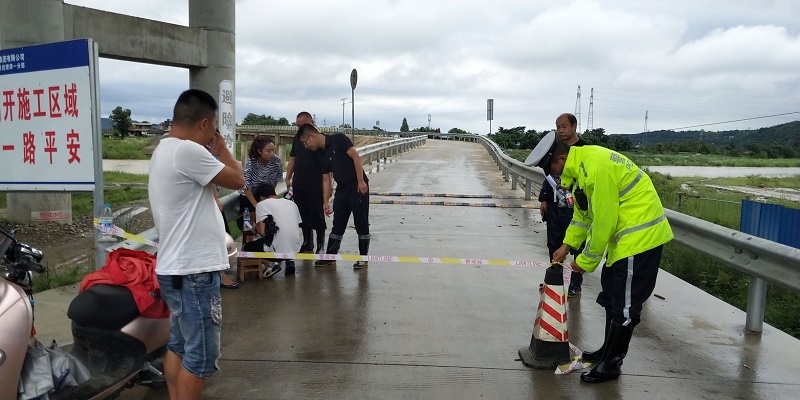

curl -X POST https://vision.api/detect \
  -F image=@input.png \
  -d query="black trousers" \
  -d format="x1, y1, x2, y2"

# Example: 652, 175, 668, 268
294, 188, 327, 230
331, 185, 369, 237
545, 204, 583, 288
596, 245, 663, 328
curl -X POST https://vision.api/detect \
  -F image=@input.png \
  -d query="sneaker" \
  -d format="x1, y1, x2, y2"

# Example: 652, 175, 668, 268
314, 259, 336, 267
263, 263, 282, 278
353, 261, 368, 269
285, 260, 296, 275
568, 286, 582, 297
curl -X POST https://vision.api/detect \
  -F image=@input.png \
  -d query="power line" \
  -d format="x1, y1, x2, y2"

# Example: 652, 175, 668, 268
652, 111, 799, 132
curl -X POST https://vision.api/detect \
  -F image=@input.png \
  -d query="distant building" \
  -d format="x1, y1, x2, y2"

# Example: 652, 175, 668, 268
130, 122, 152, 137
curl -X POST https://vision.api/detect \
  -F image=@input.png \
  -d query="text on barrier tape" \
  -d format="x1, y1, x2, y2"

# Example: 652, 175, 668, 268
239, 251, 544, 267
370, 199, 538, 208
93, 221, 545, 267
371, 191, 522, 199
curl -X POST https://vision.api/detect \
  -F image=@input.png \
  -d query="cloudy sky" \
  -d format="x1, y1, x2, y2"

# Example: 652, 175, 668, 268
68, 0, 799, 135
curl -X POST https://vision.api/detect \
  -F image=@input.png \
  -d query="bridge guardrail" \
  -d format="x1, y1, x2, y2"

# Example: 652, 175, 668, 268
441, 132, 800, 333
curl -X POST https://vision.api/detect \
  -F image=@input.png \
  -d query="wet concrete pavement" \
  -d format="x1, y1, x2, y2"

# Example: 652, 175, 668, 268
38, 140, 800, 399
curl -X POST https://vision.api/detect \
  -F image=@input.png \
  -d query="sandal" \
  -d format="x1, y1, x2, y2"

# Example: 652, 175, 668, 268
220, 281, 240, 289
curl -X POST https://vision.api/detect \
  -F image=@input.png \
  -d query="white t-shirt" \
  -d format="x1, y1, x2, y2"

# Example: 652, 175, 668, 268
148, 137, 227, 275
255, 198, 303, 254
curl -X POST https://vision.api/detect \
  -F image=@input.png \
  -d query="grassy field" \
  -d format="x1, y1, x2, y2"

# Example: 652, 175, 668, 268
102, 137, 156, 159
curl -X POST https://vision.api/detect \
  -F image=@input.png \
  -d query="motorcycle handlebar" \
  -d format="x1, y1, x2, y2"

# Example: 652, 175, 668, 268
19, 255, 45, 274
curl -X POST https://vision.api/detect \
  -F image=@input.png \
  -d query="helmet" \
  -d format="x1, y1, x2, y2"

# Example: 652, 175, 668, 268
225, 233, 238, 264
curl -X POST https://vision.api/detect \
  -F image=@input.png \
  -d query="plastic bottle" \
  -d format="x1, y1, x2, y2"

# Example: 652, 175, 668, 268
243, 207, 252, 232
100, 203, 114, 241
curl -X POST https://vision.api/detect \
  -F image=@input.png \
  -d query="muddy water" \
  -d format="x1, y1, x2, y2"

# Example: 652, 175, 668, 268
644, 166, 800, 178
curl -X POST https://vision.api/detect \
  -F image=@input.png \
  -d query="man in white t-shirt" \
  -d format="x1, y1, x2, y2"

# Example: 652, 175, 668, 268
242, 183, 303, 277
148, 89, 244, 400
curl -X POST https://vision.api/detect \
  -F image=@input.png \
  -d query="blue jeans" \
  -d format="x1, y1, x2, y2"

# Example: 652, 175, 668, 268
157, 272, 222, 378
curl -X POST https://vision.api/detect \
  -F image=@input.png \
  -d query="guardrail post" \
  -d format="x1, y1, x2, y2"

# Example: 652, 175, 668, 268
503, 166, 509, 182
511, 172, 518, 190
745, 276, 767, 333
524, 178, 532, 200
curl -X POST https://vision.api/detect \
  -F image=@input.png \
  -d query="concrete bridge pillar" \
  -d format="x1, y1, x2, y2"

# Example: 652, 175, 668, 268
1, 0, 72, 224
189, 0, 235, 111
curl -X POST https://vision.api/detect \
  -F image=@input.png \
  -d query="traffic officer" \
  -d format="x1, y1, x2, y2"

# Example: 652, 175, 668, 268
526, 134, 673, 383
295, 124, 370, 269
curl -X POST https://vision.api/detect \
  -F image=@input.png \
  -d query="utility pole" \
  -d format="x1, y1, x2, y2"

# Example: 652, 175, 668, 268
643, 110, 648, 147
587, 88, 594, 132
341, 97, 346, 129
574, 85, 582, 134
428, 114, 431, 130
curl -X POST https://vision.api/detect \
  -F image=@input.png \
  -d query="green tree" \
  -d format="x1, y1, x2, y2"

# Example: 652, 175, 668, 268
109, 106, 132, 138
400, 118, 409, 132
411, 126, 435, 132
606, 134, 633, 152
582, 128, 607, 145
448, 127, 468, 134
488, 126, 526, 149
241, 113, 290, 125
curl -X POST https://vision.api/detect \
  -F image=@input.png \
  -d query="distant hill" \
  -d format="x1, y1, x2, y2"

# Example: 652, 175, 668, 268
101, 117, 111, 131
624, 121, 800, 148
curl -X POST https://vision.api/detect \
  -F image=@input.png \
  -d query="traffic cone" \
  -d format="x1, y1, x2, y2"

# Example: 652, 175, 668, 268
518, 263, 570, 369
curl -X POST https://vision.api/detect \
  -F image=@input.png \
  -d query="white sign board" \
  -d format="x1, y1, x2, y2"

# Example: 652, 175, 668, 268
218, 80, 235, 155
0, 39, 96, 191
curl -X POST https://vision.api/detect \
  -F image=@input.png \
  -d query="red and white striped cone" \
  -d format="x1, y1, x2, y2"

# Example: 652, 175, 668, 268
518, 263, 571, 369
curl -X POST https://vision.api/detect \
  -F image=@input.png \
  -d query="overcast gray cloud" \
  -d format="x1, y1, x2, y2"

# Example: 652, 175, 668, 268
68, 0, 799, 134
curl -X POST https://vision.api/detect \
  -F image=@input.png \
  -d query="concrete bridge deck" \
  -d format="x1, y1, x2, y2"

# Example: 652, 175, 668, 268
36, 140, 800, 399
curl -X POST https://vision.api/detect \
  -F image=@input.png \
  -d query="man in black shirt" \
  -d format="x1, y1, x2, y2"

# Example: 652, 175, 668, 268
285, 112, 330, 253
538, 113, 587, 296
296, 124, 370, 269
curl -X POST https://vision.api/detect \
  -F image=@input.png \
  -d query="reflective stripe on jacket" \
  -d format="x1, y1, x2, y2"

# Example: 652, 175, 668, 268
561, 146, 673, 272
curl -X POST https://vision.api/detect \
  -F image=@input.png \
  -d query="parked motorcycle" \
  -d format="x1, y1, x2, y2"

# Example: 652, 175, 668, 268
0, 223, 169, 399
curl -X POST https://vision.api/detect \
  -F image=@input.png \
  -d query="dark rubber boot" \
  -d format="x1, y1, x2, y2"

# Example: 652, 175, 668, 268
299, 227, 312, 253
315, 236, 341, 267
354, 238, 370, 269
581, 313, 613, 363
315, 229, 326, 254
580, 321, 634, 383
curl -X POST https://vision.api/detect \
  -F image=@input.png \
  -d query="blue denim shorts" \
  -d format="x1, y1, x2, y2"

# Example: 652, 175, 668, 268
157, 272, 222, 378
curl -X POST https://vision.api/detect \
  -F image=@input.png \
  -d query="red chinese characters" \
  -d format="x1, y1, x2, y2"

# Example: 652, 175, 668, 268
44, 131, 57, 164
66, 129, 81, 164
1, 81, 83, 165
23, 131, 35, 164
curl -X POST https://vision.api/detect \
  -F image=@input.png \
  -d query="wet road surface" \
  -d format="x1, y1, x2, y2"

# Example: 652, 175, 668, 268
107, 140, 799, 399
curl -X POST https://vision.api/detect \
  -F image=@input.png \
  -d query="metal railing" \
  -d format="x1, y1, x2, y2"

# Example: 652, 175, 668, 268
446, 133, 800, 333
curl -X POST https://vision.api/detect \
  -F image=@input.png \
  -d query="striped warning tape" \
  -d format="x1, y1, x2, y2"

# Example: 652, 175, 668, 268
93, 218, 159, 247
371, 191, 522, 199
93, 219, 546, 267
370, 199, 538, 208
239, 251, 545, 267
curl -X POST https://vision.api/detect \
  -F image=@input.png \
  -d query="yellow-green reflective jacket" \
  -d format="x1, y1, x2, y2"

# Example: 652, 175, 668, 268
561, 146, 673, 272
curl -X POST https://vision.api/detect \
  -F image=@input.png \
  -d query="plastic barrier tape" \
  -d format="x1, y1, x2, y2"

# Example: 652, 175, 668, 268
93, 220, 545, 267
93, 218, 159, 247
238, 251, 545, 267
370, 199, 538, 208
371, 191, 522, 199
